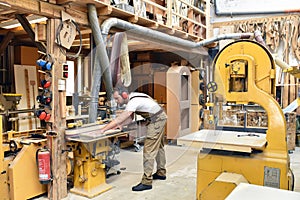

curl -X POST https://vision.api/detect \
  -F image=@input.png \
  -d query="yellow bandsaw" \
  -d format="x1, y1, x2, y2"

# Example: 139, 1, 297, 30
196, 41, 292, 199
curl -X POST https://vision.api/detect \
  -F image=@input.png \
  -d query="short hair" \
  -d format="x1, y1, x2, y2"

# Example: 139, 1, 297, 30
113, 85, 128, 95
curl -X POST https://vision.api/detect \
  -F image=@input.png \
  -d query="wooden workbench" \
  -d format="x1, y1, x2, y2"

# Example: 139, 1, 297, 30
177, 129, 267, 153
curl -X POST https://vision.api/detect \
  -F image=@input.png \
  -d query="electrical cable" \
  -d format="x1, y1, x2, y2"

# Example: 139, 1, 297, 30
56, 19, 82, 59
289, 167, 295, 191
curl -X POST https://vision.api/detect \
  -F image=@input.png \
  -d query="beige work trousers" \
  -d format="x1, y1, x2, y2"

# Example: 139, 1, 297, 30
141, 112, 167, 185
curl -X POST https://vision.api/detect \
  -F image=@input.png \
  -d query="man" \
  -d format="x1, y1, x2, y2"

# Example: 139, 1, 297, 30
99, 86, 167, 191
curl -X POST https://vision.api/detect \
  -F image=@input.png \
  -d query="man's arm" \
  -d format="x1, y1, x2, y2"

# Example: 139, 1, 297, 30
100, 110, 133, 133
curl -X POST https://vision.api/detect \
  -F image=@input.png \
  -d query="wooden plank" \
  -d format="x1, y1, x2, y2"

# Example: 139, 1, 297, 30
166, 0, 172, 27
98, 5, 113, 15
64, 7, 89, 25
142, 0, 167, 11
39, 1, 63, 18
15, 14, 46, 53
227, 183, 300, 199
1, 0, 205, 41
178, 139, 252, 153
56, 0, 76, 5
289, 74, 295, 104
14, 65, 38, 131
176, 0, 205, 15
1, 0, 61, 21
177, 129, 267, 152
0, 0, 40, 13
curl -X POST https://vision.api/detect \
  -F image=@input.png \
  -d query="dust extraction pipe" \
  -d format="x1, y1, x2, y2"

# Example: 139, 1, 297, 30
87, 16, 253, 122
88, 4, 113, 123
101, 18, 254, 50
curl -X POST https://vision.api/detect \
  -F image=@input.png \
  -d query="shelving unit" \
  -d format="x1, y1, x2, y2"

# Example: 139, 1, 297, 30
132, 0, 208, 40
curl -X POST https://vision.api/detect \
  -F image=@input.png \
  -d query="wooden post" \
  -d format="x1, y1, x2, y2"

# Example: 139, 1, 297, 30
47, 18, 68, 200
289, 75, 295, 104
187, 8, 193, 35
166, 0, 172, 27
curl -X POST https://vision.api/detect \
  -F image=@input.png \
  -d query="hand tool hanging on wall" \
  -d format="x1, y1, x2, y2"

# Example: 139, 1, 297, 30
265, 20, 280, 52
291, 16, 300, 60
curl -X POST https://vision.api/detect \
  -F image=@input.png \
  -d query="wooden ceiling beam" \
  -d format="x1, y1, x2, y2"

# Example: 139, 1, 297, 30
56, 0, 76, 5
0, 0, 89, 25
64, 7, 89, 25
15, 14, 46, 52
0, 0, 40, 15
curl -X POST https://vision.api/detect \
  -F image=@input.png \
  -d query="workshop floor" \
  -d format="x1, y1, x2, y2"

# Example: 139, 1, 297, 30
66, 144, 199, 200
62, 145, 300, 200
36, 145, 300, 200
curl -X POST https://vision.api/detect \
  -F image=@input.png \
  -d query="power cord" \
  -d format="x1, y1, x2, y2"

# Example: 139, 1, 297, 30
56, 19, 82, 59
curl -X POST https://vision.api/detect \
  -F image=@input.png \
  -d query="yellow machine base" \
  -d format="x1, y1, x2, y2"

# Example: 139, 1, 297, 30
197, 151, 290, 200
8, 144, 47, 200
70, 183, 113, 198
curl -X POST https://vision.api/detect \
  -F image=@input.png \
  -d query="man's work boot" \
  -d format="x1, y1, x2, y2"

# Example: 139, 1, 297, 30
132, 183, 152, 191
152, 173, 166, 180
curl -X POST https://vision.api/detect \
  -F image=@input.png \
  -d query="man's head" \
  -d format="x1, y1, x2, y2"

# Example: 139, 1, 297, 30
113, 86, 129, 106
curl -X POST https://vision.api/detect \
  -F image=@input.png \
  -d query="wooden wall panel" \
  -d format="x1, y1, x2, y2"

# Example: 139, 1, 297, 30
14, 65, 38, 131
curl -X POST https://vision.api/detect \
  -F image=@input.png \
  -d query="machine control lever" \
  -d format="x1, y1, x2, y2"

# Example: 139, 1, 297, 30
237, 133, 260, 137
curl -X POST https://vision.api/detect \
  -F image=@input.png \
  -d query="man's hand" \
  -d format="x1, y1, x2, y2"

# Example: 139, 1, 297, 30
99, 129, 105, 134
99, 111, 132, 134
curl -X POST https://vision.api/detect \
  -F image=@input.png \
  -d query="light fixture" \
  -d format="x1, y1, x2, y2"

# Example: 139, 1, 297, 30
0, 15, 47, 29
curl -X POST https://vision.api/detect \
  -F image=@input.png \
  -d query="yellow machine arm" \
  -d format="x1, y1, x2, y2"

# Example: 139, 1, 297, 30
214, 40, 286, 153
274, 57, 300, 78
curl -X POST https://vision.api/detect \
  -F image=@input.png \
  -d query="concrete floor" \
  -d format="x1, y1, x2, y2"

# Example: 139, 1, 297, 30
66, 144, 199, 200
60, 145, 300, 200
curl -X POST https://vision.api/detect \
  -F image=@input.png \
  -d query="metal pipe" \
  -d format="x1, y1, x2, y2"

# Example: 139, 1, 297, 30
0, 108, 35, 115
87, 4, 113, 123
274, 58, 290, 70
76, 55, 82, 95
101, 18, 254, 50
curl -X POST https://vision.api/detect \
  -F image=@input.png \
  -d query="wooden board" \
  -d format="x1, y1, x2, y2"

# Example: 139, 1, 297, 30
67, 132, 127, 143
14, 65, 38, 131
65, 124, 106, 136
177, 129, 267, 153
226, 183, 300, 200
65, 123, 127, 143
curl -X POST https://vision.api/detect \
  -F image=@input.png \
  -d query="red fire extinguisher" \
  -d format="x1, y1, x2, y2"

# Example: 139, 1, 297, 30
36, 148, 52, 184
